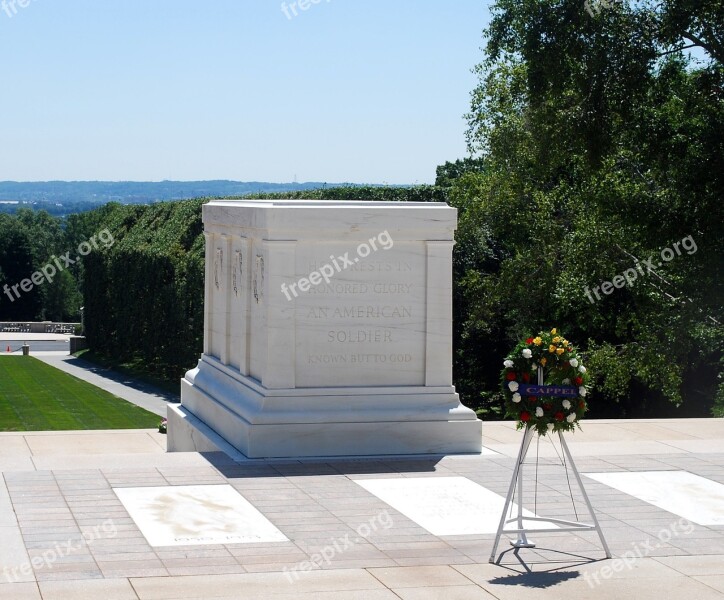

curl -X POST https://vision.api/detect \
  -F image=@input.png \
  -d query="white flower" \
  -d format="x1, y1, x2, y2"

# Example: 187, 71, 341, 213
562, 378, 570, 385
504, 359, 514, 368
508, 381, 519, 392
512, 393, 521, 403
535, 407, 544, 418
578, 365, 587, 373
562, 399, 571, 410
522, 349, 532, 359
579, 386, 587, 397
566, 413, 577, 423
547, 423, 555, 432
532, 363, 537, 369
569, 358, 579, 368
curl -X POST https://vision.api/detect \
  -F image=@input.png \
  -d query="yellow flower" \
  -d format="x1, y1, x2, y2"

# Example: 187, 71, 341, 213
540, 357, 547, 366
549, 344, 556, 353
556, 347, 565, 355
533, 336, 542, 346
551, 328, 557, 335
553, 336, 561, 343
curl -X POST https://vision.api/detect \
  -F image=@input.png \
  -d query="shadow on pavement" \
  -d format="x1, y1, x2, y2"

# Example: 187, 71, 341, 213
61, 355, 180, 403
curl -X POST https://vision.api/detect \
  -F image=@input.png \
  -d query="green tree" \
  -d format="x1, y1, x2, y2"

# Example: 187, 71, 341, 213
456, 0, 723, 417
435, 158, 486, 188
0, 216, 43, 321
42, 269, 81, 322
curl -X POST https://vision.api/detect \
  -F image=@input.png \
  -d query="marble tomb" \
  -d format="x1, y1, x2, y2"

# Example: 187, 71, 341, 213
168, 199, 482, 458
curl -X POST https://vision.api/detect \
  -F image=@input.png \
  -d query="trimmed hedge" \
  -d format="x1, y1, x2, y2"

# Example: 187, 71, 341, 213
83, 199, 205, 381
82, 188, 445, 383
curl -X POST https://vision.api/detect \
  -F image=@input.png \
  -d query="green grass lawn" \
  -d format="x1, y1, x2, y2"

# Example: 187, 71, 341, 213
0, 357, 160, 431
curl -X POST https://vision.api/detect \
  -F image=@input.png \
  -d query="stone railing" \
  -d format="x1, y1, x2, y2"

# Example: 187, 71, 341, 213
0, 322, 80, 334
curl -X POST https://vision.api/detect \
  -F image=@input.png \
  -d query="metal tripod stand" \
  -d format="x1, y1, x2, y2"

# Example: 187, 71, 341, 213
489, 426, 612, 563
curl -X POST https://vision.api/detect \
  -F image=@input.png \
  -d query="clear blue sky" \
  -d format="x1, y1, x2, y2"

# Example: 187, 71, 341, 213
0, 1, 491, 184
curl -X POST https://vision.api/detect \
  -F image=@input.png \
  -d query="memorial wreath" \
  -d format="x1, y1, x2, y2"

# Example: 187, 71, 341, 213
501, 328, 589, 435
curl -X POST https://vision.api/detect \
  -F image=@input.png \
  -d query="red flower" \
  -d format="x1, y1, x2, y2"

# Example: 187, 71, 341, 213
528, 396, 537, 402
506, 372, 517, 381
555, 411, 565, 422
520, 411, 531, 422
543, 403, 552, 411
522, 372, 531, 383
574, 376, 583, 386
526, 337, 534, 345
579, 400, 586, 410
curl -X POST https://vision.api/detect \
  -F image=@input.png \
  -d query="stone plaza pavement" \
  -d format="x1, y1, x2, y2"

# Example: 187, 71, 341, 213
1, 419, 723, 600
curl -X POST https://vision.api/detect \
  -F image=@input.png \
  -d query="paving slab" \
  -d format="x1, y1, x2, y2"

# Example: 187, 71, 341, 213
129, 569, 386, 599
394, 586, 495, 599
0, 525, 34, 584
0, 419, 723, 598
37, 578, 139, 600
0, 582, 42, 600
696, 576, 724, 594
25, 433, 163, 456
0, 436, 35, 472
368, 565, 474, 588
655, 555, 724, 575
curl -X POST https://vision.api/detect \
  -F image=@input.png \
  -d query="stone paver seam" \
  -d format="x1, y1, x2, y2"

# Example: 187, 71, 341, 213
599, 456, 677, 472
126, 576, 144, 600
51, 468, 109, 580
690, 575, 724, 596
267, 469, 389, 568
377, 565, 496, 598
595, 511, 686, 550
107, 466, 179, 570
0, 470, 43, 594
2, 471, 17, 520
341, 471, 472, 563
263, 470, 347, 565
217, 467, 318, 568
20, 434, 41, 472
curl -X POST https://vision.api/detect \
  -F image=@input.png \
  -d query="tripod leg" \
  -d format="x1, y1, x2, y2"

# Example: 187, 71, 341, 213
490, 427, 535, 562
512, 428, 536, 548
559, 431, 612, 558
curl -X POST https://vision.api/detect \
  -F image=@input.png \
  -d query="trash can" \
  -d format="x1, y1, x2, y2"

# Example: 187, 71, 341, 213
22, 344, 29, 356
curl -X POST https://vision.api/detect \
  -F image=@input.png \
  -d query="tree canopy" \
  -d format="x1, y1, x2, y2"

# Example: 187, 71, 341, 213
452, 0, 723, 417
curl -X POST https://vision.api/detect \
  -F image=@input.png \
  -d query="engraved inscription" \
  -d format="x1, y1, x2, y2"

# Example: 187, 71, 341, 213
306, 283, 413, 295
305, 306, 412, 319
295, 244, 425, 387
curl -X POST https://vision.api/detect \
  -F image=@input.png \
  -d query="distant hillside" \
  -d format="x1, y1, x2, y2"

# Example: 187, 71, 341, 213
0, 180, 375, 216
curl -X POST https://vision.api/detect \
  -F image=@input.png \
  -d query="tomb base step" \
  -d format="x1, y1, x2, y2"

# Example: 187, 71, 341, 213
170, 378, 483, 459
